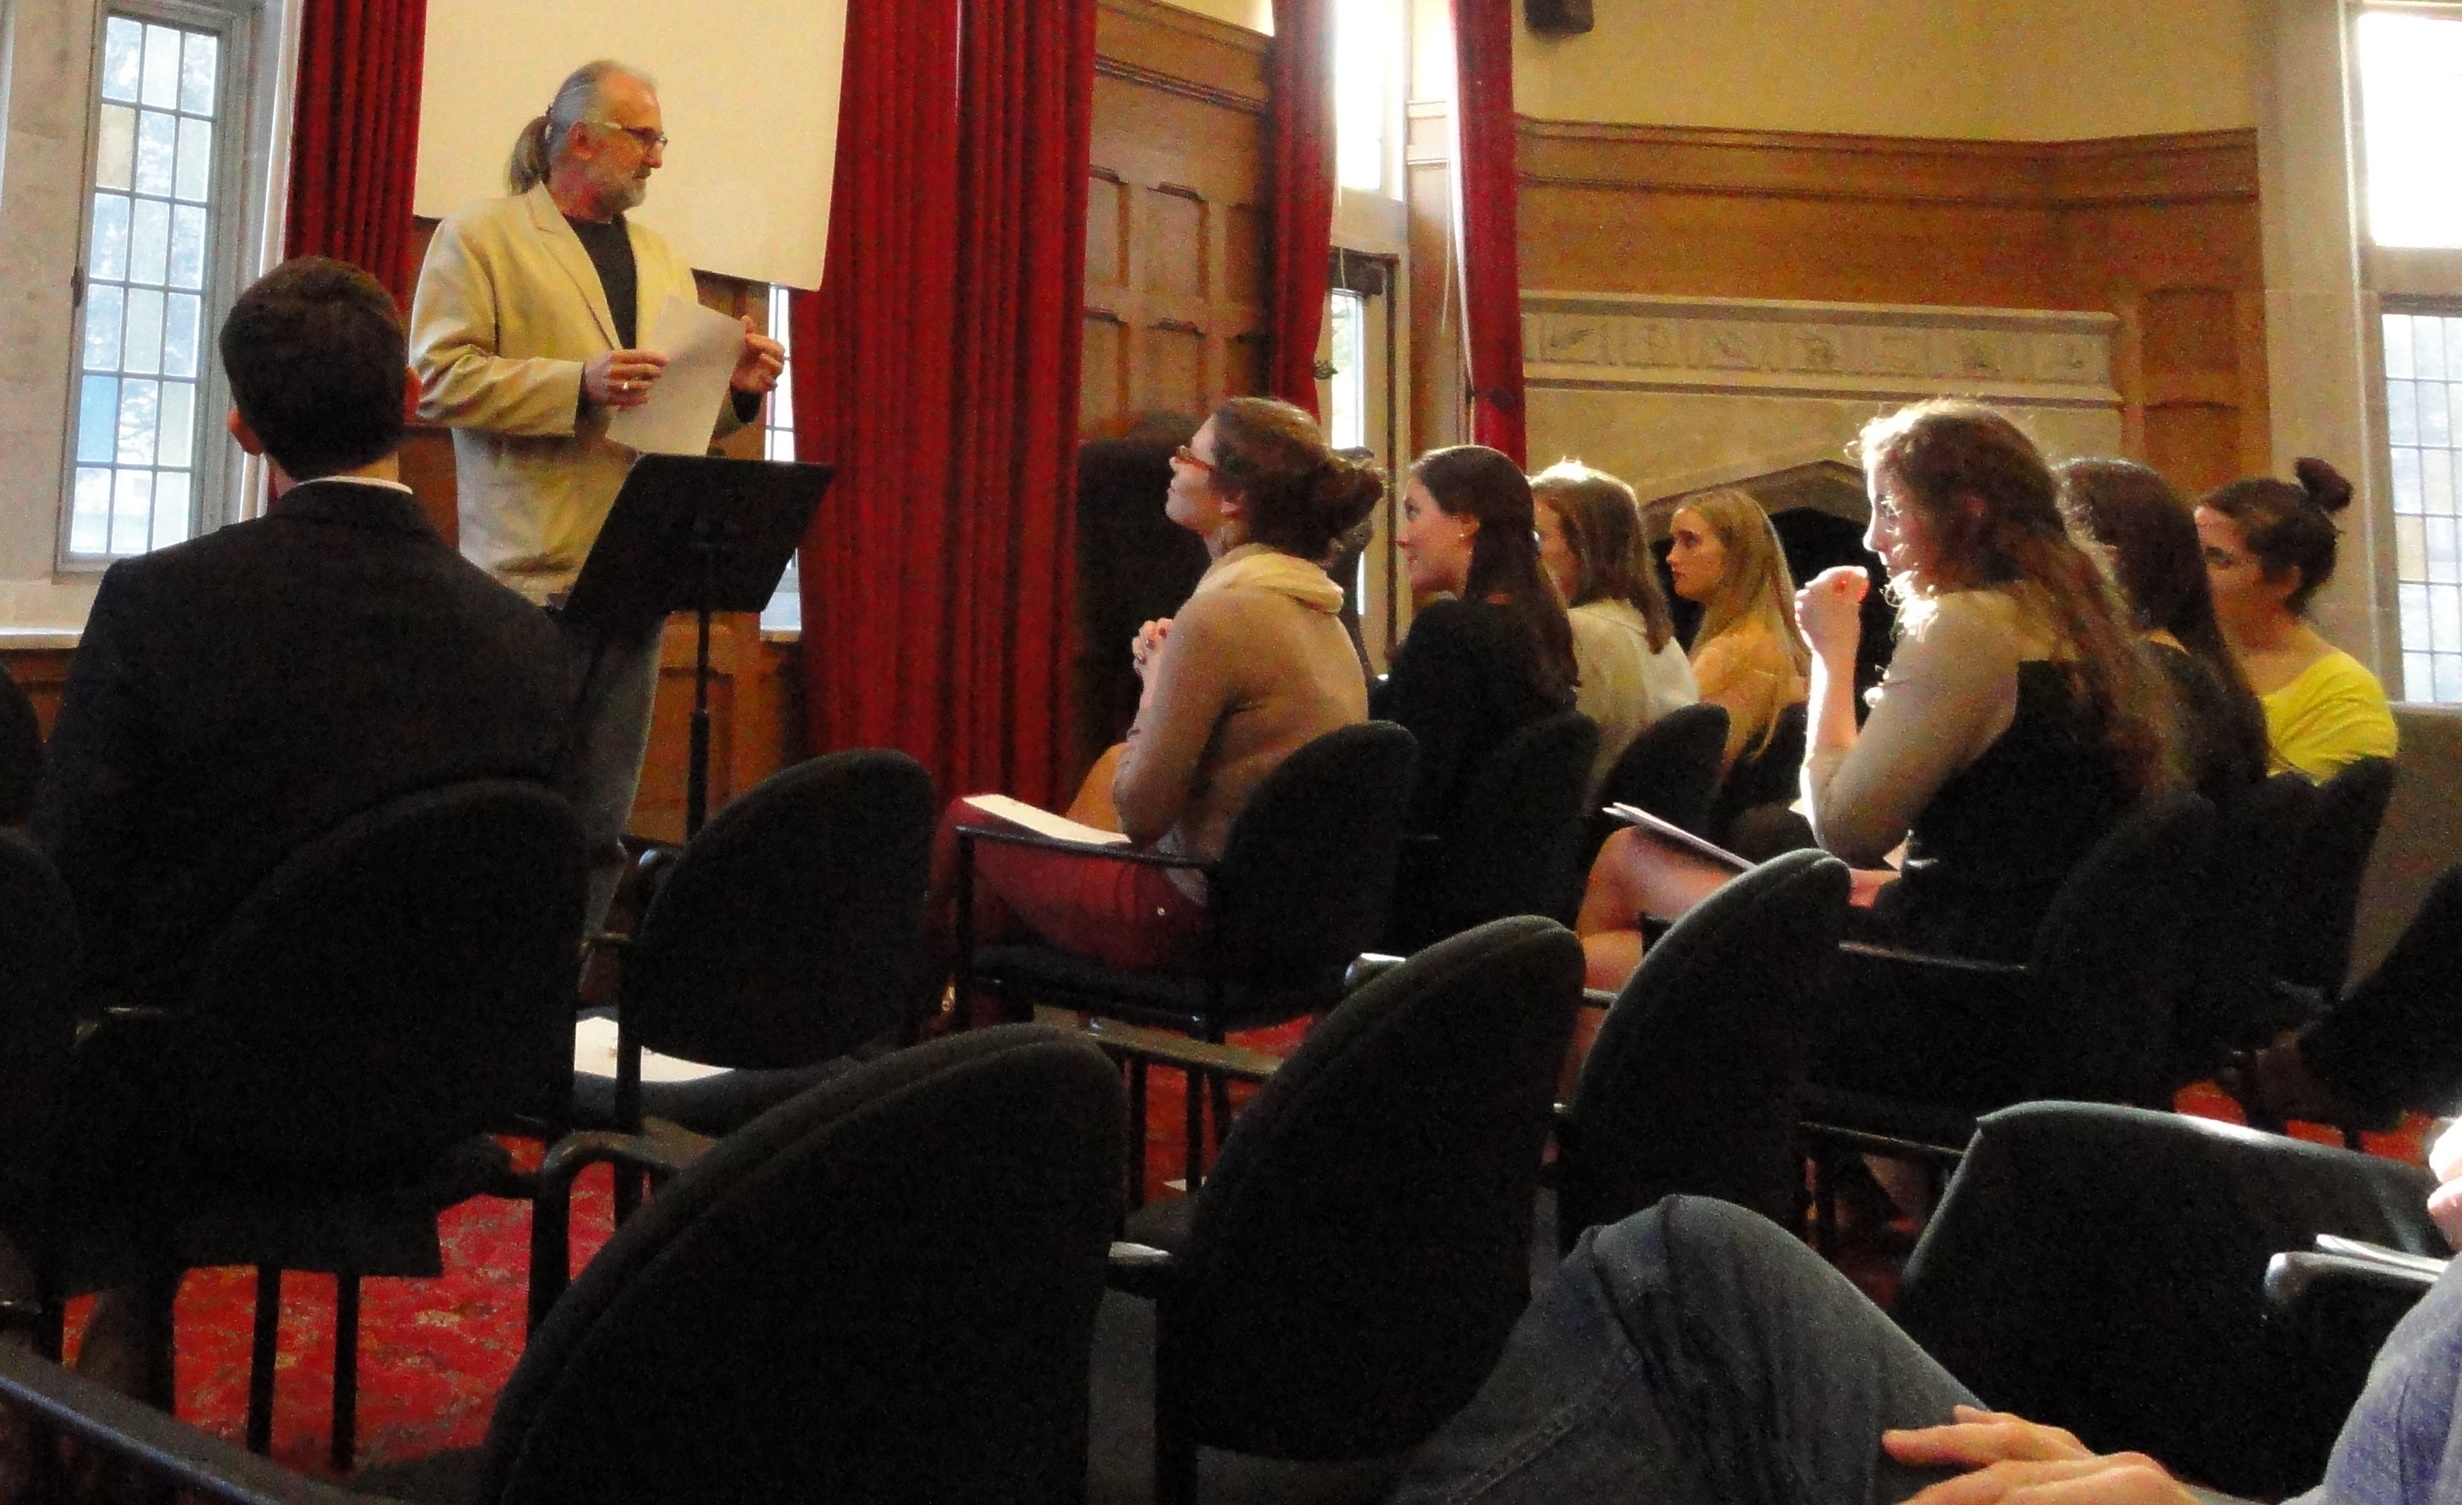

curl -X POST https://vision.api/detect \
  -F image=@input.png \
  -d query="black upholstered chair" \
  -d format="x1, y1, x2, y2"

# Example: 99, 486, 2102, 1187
1555, 849, 1849, 1249
1705, 698, 1806, 847
957, 721, 1415, 1180
0, 664, 38, 825
1385, 709, 1597, 952
0, 1025, 1129, 1505
0, 832, 78, 1197
1581, 700, 1728, 867
1894, 1100, 2441, 1500
2274, 755, 2396, 1002
1800, 790, 2216, 1226
573, 749, 937, 1143
13, 781, 586, 1471
1104, 915, 1584, 1505
2167, 770, 2319, 1090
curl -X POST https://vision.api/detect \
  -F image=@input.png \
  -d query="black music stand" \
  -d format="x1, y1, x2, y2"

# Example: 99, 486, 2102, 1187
563, 453, 834, 837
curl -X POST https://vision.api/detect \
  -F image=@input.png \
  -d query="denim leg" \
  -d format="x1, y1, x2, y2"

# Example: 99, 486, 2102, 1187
1392, 1197, 1979, 1505
555, 613, 663, 926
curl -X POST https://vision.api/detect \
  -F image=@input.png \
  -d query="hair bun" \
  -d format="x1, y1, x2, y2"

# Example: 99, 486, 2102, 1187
2293, 457, 2354, 514
1314, 454, 1384, 536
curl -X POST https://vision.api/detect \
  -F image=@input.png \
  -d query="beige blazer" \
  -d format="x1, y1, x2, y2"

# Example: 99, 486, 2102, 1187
408, 184, 739, 596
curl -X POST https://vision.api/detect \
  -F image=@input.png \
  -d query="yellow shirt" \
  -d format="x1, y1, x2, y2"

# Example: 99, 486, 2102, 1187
2261, 648, 2398, 780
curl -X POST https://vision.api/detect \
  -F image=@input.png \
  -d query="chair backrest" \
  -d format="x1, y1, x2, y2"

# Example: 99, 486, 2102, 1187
0, 832, 78, 1150
1896, 1100, 2440, 1500
479, 1025, 1125, 1505
2168, 772, 2319, 1085
1561, 849, 1849, 1242
2276, 756, 2397, 997
175, 781, 586, 1188
2024, 788, 2216, 1106
1157, 915, 1583, 1461
1595, 701, 1729, 838
1406, 710, 1599, 943
1209, 721, 1416, 988
0, 666, 37, 825
1706, 698, 1807, 840
625, 749, 937, 1068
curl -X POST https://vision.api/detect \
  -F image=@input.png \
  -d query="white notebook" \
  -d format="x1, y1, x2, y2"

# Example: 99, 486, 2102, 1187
573, 1015, 732, 1083
964, 794, 1131, 847
1604, 802, 1750, 873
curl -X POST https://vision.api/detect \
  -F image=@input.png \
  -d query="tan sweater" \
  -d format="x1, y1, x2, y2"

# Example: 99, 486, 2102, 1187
1113, 545, 1369, 880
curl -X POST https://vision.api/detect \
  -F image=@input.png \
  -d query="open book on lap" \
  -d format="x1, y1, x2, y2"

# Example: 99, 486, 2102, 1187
1604, 802, 1751, 874
965, 794, 1132, 848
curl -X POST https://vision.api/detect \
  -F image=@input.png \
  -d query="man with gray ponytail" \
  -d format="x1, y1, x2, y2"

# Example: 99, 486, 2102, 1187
409, 60, 785, 922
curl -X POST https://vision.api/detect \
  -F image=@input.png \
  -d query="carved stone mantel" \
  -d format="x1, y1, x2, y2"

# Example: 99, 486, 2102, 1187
1521, 291, 2121, 410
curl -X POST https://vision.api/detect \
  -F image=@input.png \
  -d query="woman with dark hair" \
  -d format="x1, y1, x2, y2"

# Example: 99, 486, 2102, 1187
1575, 400, 2180, 992
929, 396, 1383, 971
2197, 460, 2397, 780
1372, 444, 1579, 835
2059, 458, 2268, 803
1532, 461, 1698, 795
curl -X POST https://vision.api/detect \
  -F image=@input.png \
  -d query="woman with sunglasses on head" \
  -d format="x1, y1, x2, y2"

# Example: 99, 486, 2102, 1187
2195, 459, 2396, 781
1532, 461, 1698, 797
926, 397, 1381, 975
1373, 446, 1580, 838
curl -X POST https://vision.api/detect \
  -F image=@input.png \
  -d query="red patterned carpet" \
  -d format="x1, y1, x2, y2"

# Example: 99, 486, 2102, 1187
90, 1047, 2432, 1480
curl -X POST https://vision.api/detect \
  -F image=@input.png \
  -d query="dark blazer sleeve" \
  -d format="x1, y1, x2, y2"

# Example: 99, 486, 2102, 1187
1372, 599, 1483, 832
29, 563, 157, 956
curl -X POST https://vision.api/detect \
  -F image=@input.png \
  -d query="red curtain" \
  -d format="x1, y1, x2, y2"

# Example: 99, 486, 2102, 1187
1267, 0, 1337, 416
793, 0, 1094, 806
284, 0, 428, 305
1450, 0, 1526, 465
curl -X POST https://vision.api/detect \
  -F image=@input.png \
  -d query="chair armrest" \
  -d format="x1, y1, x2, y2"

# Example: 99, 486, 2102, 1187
1107, 1240, 1182, 1300
1834, 941, 2030, 978
1038, 1009, 1282, 1086
2264, 1243, 2444, 1383
535, 1118, 713, 1204
1583, 988, 1618, 1012
2314, 1234, 2453, 1280
0, 1341, 399, 1504
952, 823, 1215, 873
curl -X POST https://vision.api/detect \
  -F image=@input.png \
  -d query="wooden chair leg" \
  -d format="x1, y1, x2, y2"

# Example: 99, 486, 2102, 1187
330, 1274, 360, 1473
245, 1269, 280, 1455
1207, 1074, 1233, 1156
1126, 1057, 1149, 1213
1183, 1068, 1204, 1192
529, 1182, 572, 1332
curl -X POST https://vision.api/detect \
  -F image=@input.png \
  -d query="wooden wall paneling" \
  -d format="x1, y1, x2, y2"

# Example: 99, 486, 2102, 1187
1511, 119, 2268, 493
1, 647, 73, 737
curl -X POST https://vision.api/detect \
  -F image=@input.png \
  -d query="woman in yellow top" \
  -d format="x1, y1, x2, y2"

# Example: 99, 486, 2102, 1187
2195, 458, 2397, 780
1661, 488, 1811, 773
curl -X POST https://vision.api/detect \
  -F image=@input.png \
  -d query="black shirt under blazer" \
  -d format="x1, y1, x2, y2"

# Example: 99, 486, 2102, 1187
31, 479, 572, 1010
1371, 597, 1569, 837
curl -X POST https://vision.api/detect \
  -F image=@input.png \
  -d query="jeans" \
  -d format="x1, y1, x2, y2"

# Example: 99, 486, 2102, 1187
554, 611, 663, 927
1392, 1198, 1977, 1505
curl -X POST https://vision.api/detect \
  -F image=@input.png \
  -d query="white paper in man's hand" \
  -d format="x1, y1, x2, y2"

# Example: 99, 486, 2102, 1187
605, 294, 746, 456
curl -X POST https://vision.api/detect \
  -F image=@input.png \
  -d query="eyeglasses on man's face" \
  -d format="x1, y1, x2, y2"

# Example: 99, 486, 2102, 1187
589, 121, 669, 151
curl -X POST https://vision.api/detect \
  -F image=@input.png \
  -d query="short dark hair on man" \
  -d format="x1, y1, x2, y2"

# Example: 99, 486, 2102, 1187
219, 257, 406, 480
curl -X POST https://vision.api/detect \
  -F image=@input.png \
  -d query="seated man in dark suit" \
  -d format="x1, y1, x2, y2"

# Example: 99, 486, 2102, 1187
20, 255, 570, 1410
33, 256, 569, 1014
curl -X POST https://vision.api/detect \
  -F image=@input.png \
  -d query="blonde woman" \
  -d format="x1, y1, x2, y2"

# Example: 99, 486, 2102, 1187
1664, 490, 1811, 773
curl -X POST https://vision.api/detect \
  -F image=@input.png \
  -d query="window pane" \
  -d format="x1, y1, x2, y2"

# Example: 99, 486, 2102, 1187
139, 23, 180, 109
159, 292, 198, 378
2391, 379, 2421, 445
2424, 381, 2454, 447
70, 469, 113, 555
149, 469, 189, 549
120, 285, 162, 374
109, 468, 152, 555
95, 105, 135, 191
173, 115, 210, 203
2399, 514, 2428, 580
2408, 651, 2436, 702
2430, 516, 2459, 584
99, 17, 142, 104
127, 196, 168, 285
114, 377, 158, 465
167, 204, 204, 289
178, 31, 217, 116
2389, 314, 2417, 379
2438, 653, 2462, 705
2404, 581, 2434, 646
75, 375, 118, 465
2428, 447, 2457, 515
2422, 321, 2452, 382
82, 284, 124, 371
2358, 10, 2462, 248
2435, 582, 2462, 649
2394, 445, 2424, 509
134, 110, 175, 196
88, 193, 131, 281
155, 379, 193, 467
